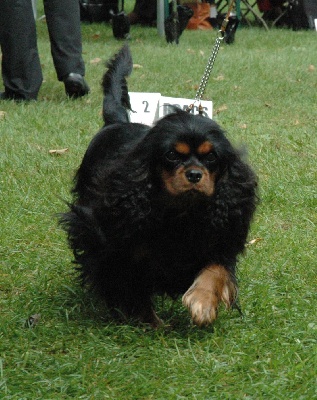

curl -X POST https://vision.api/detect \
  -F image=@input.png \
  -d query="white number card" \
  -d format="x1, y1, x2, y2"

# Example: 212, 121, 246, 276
128, 92, 213, 125
128, 92, 161, 125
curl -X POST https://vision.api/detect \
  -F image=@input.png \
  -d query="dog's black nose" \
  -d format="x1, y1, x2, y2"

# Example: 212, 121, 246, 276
185, 169, 203, 183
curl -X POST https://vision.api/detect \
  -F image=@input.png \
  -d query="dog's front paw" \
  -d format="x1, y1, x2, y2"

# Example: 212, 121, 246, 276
182, 286, 218, 326
182, 264, 237, 327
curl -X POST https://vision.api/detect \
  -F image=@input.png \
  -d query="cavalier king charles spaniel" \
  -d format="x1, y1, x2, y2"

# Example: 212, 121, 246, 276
60, 44, 257, 327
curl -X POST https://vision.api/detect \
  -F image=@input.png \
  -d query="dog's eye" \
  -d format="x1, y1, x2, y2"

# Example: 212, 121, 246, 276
165, 151, 181, 162
204, 152, 217, 164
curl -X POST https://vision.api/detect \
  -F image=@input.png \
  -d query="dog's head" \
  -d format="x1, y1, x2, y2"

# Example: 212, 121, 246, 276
146, 109, 233, 199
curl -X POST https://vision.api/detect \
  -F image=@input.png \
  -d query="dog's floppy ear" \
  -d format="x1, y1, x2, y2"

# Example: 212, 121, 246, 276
213, 149, 258, 243
100, 150, 153, 239
220, 149, 257, 195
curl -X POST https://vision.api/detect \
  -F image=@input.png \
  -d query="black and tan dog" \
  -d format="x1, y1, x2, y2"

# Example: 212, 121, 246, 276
60, 45, 257, 327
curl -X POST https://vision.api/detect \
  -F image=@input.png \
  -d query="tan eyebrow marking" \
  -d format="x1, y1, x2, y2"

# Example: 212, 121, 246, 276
197, 141, 214, 155
175, 142, 191, 155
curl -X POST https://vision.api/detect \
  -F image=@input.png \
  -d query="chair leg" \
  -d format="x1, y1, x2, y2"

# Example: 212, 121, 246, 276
240, 0, 270, 30
272, 9, 288, 27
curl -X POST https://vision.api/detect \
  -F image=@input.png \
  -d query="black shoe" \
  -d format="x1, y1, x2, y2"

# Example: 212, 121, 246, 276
63, 73, 90, 98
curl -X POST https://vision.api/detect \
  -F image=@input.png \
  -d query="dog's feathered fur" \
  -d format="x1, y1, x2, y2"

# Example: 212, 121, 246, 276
60, 44, 257, 327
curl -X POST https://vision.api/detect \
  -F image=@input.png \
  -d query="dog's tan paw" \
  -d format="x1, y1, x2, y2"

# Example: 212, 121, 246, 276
182, 287, 218, 326
182, 264, 237, 327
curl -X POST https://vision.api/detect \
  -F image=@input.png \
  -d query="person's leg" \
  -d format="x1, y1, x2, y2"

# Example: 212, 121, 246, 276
0, 0, 42, 100
43, 0, 89, 97
43, 0, 86, 80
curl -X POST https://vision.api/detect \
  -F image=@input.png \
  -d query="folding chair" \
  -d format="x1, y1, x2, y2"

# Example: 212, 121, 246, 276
216, 0, 269, 30
157, 0, 269, 36
240, 0, 269, 29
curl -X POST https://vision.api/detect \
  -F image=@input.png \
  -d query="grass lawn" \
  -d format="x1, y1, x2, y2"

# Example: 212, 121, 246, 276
0, 2, 316, 399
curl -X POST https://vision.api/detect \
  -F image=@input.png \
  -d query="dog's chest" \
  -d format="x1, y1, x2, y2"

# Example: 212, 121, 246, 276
130, 210, 221, 293
149, 211, 215, 263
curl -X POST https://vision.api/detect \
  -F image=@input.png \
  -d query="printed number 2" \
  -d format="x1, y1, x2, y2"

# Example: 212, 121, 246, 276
142, 101, 150, 113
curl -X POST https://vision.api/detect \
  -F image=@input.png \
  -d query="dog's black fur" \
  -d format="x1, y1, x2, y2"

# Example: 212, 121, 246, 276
60, 44, 257, 327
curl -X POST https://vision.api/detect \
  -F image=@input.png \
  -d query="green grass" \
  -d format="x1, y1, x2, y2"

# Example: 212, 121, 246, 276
1, 2, 317, 398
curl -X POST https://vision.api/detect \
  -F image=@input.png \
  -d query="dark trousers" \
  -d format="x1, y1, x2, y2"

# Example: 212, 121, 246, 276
0, 0, 85, 100
44, 0, 85, 81
0, 0, 42, 99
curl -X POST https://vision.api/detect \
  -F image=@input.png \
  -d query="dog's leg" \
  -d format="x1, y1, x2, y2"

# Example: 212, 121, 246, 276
123, 297, 163, 328
137, 306, 163, 328
182, 264, 237, 327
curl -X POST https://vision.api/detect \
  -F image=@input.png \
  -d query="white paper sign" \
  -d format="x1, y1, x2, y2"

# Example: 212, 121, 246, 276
128, 92, 161, 125
159, 96, 213, 120
128, 92, 213, 125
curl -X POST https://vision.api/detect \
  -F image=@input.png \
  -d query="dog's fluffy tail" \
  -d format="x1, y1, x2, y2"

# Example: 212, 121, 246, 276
102, 44, 133, 125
